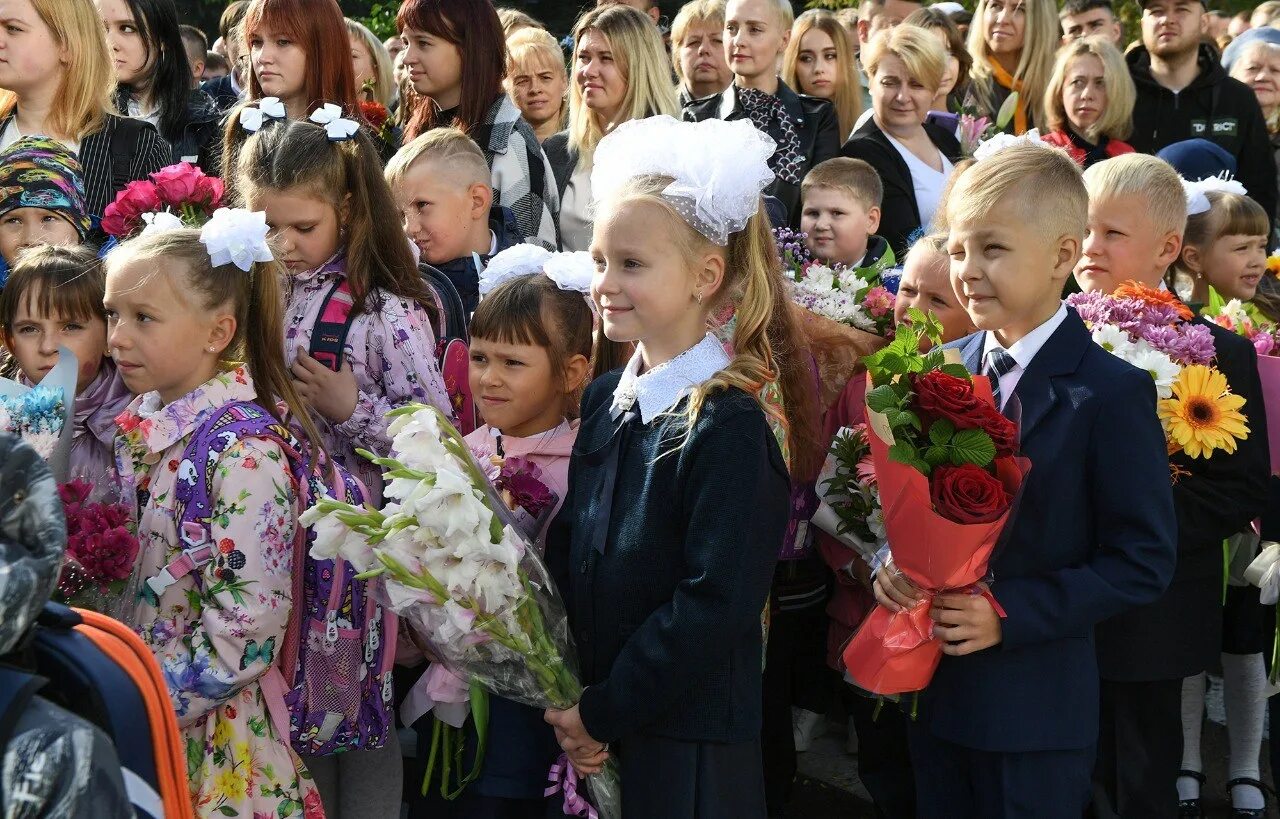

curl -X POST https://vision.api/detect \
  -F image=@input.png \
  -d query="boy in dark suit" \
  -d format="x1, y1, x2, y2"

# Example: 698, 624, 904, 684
1075, 153, 1271, 818
873, 143, 1177, 818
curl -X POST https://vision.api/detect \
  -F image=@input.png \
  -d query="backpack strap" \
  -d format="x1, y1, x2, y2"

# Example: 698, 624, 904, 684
143, 401, 296, 602
0, 664, 46, 806
309, 278, 357, 372
109, 116, 152, 196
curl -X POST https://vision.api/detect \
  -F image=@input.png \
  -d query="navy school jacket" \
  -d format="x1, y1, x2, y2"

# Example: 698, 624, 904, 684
917, 308, 1177, 752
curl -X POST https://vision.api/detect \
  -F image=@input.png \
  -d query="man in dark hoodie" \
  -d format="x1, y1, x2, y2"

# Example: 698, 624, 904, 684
1128, 0, 1277, 229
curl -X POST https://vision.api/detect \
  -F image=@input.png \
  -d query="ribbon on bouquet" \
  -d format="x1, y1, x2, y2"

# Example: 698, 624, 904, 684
546, 753, 598, 819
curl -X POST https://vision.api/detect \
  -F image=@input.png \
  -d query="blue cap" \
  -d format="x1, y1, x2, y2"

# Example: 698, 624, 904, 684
1221, 26, 1280, 73
1156, 139, 1238, 181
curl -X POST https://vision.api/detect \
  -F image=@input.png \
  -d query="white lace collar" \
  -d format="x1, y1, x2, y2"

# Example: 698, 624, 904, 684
611, 333, 730, 423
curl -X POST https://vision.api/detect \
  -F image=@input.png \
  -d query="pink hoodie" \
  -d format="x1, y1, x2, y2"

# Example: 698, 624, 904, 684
464, 419, 578, 549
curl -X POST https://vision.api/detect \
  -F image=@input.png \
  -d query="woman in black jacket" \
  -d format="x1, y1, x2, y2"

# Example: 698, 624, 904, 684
100, 0, 223, 168
842, 26, 960, 256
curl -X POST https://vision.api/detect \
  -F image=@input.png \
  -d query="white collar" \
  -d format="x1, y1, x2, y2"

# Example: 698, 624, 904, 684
981, 303, 1068, 371
611, 333, 730, 423
489, 230, 498, 255
718, 84, 738, 120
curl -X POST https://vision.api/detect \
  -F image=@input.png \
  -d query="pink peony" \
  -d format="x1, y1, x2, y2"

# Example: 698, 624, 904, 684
102, 180, 161, 237
149, 162, 202, 207
69, 526, 139, 584
1254, 331, 1276, 357
497, 457, 555, 517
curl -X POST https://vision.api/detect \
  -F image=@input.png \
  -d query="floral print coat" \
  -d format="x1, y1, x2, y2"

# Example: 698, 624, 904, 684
116, 367, 322, 819
281, 253, 453, 503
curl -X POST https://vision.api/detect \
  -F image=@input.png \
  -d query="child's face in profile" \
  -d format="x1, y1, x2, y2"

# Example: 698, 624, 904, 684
1075, 194, 1176, 293
394, 161, 488, 265
801, 187, 879, 267
0, 208, 80, 266
893, 250, 975, 349
949, 195, 1073, 345
469, 335, 569, 438
3, 288, 105, 393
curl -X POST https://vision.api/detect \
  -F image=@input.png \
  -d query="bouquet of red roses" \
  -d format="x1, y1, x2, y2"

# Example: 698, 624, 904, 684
101, 161, 224, 239
842, 309, 1030, 695
53, 478, 139, 618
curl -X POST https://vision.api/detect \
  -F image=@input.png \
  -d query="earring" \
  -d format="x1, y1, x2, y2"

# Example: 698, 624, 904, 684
207, 346, 216, 353
694, 290, 703, 305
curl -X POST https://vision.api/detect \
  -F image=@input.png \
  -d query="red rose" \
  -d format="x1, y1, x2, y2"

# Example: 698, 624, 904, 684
930, 463, 1011, 524
192, 174, 224, 209
913, 370, 985, 427
150, 162, 201, 207
102, 180, 161, 237
360, 100, 389, 130
974, 404, 1019, 457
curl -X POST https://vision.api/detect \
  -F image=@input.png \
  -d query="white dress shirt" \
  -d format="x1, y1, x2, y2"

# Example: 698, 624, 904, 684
980, 303, 1069, 411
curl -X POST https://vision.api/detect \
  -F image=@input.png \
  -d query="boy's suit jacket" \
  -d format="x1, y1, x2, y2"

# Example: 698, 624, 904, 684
1095, 320, 1270, 681
682, 81, 839, 227
917, 309, 1176, 752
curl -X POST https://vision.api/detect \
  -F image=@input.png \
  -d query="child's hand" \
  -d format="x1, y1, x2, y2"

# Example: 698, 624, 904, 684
545, 704, 609, 775
872, 558, 924, 612
292, 346, 358, 424
930, 589, 1002, 655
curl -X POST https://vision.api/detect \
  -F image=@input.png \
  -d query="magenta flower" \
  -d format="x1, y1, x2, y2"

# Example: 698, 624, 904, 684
496, 457, 555, 518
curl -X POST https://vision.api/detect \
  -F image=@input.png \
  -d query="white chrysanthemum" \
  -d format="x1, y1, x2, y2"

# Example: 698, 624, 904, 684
1129, 347, 1182, 399
805, 265, 837, 292
1092, 324, 1134, 355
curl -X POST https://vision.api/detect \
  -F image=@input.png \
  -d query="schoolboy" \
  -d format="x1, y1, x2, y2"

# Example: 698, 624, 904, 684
872, 143, 1177, 817
800, 157, 892, 269
1077, 153, 1271, 818
384, 127, 520, 316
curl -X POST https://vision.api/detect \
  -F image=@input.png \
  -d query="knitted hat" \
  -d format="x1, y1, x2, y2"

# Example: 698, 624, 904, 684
0, 137, 91, 240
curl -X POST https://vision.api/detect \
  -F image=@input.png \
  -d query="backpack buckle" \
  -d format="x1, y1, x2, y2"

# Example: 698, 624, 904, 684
144, 541, 216, 599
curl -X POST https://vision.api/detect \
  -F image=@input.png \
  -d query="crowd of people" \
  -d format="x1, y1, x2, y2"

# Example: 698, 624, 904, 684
1, 0, 1280, 817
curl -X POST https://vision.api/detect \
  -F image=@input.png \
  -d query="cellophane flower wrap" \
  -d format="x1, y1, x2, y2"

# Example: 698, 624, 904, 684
813, 424, 885, 565
300, 404, 620, 819
775, 227, 897, 337
100, 161, 224, 239
1204, 292, 1280, 475
841, 309, 1030, 696
52, 477, 139, 619
1066, 282, 1249, 466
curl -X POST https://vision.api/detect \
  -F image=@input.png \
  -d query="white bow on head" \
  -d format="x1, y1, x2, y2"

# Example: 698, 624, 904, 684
478, 244, 553, 296
200, 208, 274, 272
1182, 173, 1249, 217
310, 103, 360, 141
239, 96, 287, 133
971, 128, 1053, 162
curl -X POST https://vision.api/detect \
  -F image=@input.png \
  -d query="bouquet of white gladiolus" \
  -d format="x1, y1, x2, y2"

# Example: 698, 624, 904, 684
300, 403, 619, 818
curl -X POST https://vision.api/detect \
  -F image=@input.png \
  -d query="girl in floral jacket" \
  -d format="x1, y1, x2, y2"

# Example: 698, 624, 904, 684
108, 222, 327, 819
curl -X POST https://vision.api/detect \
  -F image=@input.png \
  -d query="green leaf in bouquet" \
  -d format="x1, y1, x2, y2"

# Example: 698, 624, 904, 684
996, 91, 1020, 130
948, 428, 996, 467
866, 384, 901, 414
928, 418, 956, 446
924, 445, 950, 468
899, 409, 922, 431
940, 363, 971, 379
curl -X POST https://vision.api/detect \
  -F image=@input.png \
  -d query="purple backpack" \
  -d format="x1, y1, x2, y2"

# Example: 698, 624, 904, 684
144, 400, 396, 757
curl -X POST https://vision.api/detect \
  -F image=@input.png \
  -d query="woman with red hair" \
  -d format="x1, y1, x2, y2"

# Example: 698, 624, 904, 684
397, 0, 558, 247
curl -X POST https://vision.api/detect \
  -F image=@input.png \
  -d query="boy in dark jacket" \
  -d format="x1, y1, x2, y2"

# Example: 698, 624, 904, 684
1128, 0, 1276, 229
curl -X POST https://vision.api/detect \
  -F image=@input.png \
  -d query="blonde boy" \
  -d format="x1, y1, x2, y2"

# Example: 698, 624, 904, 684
874, 143, 1176, 817
1080, 152, 1271, 818
1075, 154, 1185, 294
385, 128, 514, 313
800, 157, 887, 268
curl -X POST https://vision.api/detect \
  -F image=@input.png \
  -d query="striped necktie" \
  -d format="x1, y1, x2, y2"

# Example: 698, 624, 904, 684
985, 348, 1018, 410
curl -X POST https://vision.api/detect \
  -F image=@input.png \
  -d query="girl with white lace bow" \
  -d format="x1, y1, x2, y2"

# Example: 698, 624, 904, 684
541, 115, 809, 816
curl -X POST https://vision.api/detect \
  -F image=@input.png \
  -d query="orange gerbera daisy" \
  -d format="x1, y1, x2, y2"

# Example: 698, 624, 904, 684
1268, 255, 1280, 278
1112, 280, 1194, 321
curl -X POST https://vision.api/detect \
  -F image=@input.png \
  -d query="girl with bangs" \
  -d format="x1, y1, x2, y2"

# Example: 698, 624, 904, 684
544, 4, 679, 252
397, 0, 559, 248
963, 0, 1058, 135
1041, 37, 1136, 169
0, 0, 169, 227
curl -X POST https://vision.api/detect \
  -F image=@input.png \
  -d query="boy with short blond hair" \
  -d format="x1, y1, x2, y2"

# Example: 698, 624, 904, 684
873, 143, 1176, 816
1076, 152, 1271, 818
385, 127, 520, 315
799, 157, 889, 269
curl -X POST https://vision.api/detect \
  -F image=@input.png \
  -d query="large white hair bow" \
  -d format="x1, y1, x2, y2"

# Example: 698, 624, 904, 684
239, 96, 286, 133
590, 116, 776, 246
479, 244, 553, 296
310, 103, 360, 142
972, 128, 1053, 162
201, 208, 274, 272
1182, 173, 1249, 216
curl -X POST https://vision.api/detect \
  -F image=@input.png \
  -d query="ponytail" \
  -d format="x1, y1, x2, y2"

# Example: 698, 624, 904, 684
104, 229, 325, 452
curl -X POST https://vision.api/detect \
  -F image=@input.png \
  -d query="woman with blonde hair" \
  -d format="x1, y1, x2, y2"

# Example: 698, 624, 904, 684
0, 0, 168, 225
963, 0, 1057, 134
783, 9, 862, 141
544, 4, 678, 251
505, 27, 568, 143
671, 0, 732, 106
346, 18, 395, 107
1042, 37, 1136, 168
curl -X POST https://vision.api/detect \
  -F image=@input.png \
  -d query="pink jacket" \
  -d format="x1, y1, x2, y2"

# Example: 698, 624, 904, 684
464, 420, 578, 549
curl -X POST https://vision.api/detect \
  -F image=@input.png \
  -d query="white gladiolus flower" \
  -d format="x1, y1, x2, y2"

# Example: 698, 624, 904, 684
389, 410, 451, 470
419, 468, 492, 540
307, 510, 347, 562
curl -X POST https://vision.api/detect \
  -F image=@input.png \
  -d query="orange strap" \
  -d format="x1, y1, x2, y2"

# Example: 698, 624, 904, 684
74, 609, 195, 819
988, 58, 1028, 135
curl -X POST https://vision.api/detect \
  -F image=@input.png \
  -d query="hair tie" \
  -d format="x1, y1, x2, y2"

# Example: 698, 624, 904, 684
310, 103, 360, 142
239, 96, 287, 133
1182, 173, 1249, 217
200, 207, 274, 272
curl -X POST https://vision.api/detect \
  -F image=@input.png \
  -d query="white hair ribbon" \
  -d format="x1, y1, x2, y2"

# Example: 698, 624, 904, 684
1182, 173, 1249, 217
200, 208, 274, 272
309, 103, 360, 142
971, 128, 1054, 162
239, 96, 286, 133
